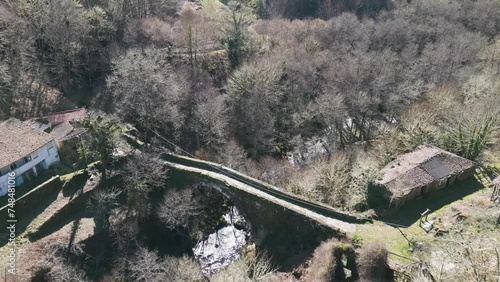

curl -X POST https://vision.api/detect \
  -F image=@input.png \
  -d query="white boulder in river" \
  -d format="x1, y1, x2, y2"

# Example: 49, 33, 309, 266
193, 207, 250, 275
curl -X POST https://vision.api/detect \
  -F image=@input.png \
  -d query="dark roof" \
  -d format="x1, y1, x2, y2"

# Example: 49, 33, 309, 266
49, 121, 87, 141
48, 108, 86, 125
421, 158, 450, 181
377, 145, 475, 198
0, 118, 55, 169
23, 119, 51, 132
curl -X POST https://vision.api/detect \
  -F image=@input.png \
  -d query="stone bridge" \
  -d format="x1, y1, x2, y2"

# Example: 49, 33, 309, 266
162, 153, 370, 245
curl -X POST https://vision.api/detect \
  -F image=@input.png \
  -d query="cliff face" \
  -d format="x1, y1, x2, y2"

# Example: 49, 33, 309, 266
263, 0, 389, 19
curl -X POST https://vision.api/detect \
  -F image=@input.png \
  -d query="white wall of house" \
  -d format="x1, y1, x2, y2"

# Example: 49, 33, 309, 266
0, 140, 59, 197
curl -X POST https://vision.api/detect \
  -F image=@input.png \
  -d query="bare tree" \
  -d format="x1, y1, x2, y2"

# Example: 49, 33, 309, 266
193, 93, 229, 151
215, 139, 247, 170
174, 255, 205, 282
129, 247, 169, 281
310, 93, 348, 147
227, 62, 283, 156
302, 239, 346, 281
0, 3, 50, 119
157, 188, 201, 231
129, 247, 204, 282
8, 0, 115, 92
124, 17, 175, 47
107, 48, 187, 143
88, 188, 121, 233
211, 253, 275, 282
123, 152, 167, 219
358, 242, 390, 282
123, 153, 167, 189
37, 242, 88, 282
313, 154, 352, 208
248, 252, 276, 281
107, 0, 181, 22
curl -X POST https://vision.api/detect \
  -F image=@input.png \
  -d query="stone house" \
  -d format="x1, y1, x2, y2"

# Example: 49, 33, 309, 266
376, 145, 476, 208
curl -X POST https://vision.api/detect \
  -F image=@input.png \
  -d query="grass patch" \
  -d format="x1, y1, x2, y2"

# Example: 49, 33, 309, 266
61, 169, 86, 182
354, 221, 426, 263
355, 169, 498, 265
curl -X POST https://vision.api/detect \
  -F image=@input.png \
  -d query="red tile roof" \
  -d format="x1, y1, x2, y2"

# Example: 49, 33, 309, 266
48, 108, 86, 125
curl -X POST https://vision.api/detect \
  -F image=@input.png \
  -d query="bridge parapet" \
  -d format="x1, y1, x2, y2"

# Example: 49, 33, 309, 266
163, 153, 374, 243
162, 153, 369, 224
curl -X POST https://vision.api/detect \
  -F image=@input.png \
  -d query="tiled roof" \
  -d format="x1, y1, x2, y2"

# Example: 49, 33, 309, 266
48, 108, 86, 125
384, 166, 434, 198
0, 118, 55, 169
49, 121, 87, 141
377, 145, 475, 197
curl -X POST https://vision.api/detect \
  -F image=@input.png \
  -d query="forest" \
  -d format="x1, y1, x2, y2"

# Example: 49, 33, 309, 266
0, 0, 499, 281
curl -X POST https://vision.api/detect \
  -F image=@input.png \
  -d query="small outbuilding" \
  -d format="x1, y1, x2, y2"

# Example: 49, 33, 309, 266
50, 121, 87, 166
375, 145, 476, 208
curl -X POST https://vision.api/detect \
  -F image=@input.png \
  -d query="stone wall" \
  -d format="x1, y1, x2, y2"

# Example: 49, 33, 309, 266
163, 153, 366, 224
168, 168, 343, 265
384, 167, 477, 209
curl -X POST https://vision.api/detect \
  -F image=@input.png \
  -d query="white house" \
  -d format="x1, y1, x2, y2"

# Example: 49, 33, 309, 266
0, 118, 60, 196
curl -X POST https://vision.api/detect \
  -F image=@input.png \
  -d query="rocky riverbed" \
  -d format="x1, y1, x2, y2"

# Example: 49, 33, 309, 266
193, 206, 251, 275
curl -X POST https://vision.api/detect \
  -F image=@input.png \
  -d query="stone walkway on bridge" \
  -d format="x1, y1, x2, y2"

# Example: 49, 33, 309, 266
164, 161, 357, 236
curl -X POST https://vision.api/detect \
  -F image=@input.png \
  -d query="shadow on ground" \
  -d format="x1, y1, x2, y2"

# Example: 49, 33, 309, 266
0, 172, 55, 208
379, 177, 485, 227
62, 172, 88, 199
0, 187, 59, 247
29, 176, 122, 241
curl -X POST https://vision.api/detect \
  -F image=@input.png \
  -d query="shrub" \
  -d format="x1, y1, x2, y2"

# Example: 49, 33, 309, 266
211, 259, 251, 282
174, 255, 205, 282
211, 252, 275, 282
124, 18, 174, 47
302, 239, 346, 281
157, 188, 201, 231
441, 114, 498, 160
129, 247, 204, 282
248, 252, 276, 281
285, 151, 377, 211
34, 242, 88, 282
358, 242, 391, 282
313, 154, 352, 208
